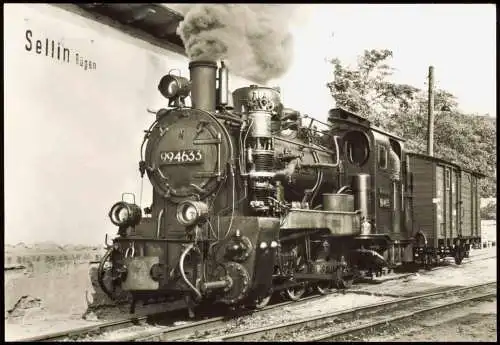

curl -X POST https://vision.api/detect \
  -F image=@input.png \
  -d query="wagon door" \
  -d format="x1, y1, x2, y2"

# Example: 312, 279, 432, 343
435, 165, 446, 246
442, 167, 456, 246
460, 172, 473, 237
471, 176, 480, 239
450, 168, 459, 240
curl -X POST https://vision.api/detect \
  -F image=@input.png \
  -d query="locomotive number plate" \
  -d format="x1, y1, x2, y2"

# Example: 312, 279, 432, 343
160, 150, 204, 165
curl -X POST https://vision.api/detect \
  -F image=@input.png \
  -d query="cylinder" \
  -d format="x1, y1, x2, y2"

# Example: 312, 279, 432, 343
189, 60, 217, 112
218, 61, 229, 106
352, 174, 370, 221
323, 194, 354, 212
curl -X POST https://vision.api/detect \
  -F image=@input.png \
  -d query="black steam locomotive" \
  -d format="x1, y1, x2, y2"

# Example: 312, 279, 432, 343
99, 60, 484, 313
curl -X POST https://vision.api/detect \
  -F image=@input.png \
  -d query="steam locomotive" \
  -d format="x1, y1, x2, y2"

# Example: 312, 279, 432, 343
98, 60, 484, 314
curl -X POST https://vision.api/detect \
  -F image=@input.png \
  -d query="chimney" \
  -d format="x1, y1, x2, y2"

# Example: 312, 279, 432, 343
189, 60, 217, 112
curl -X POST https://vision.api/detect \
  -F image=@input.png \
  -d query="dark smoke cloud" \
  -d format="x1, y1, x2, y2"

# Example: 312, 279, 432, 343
176, 4, 296, 85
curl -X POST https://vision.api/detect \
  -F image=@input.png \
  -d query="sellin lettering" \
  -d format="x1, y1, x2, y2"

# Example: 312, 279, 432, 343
25, 29, 70, 63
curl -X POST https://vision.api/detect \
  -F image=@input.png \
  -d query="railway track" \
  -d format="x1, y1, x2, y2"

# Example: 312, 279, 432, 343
108, 294, 331, 342
17, 252, 495, 342
19, 293, 328, 342
17, 308, 179, 342
205, 282, 496, 342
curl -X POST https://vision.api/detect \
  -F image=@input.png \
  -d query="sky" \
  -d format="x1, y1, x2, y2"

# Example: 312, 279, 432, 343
270, 4, 496, 121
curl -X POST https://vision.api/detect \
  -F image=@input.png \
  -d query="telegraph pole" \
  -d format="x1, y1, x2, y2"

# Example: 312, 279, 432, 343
427, 66, 435, 157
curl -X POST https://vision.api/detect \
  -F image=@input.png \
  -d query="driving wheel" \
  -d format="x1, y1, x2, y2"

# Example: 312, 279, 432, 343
316, 281, 335, 295
335, 266, 354, 289
285, 284, 306, 301
251, 295, 272, 309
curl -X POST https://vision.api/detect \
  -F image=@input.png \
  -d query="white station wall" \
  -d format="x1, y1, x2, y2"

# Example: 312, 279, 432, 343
4, 4, 251, 245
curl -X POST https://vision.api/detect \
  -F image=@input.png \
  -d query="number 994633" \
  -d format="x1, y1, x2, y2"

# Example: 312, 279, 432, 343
160, 150, 204, 165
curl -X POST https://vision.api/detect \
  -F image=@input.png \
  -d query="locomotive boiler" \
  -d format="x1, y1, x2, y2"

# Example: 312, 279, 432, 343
98, 59, 483, 315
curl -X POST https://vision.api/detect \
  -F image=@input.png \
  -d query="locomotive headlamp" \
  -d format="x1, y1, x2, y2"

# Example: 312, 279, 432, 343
158, 74, 191, 100
109, 202, 142, 227
176, 200, 209, 226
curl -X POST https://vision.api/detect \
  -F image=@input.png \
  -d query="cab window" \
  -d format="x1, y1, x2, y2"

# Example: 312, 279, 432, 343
344, 130, 370, 167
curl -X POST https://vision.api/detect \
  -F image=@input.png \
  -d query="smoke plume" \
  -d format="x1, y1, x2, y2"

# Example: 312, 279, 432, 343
176, 4, 296, 84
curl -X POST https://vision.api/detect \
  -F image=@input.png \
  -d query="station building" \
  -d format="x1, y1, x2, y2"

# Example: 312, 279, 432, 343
4, 4, 252, 245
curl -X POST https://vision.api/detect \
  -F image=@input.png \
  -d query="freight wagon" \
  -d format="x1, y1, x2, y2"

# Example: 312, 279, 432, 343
407, 152, 484, 266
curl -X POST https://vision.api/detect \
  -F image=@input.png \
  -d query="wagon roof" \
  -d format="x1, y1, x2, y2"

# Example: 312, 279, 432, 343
407, 152, 487, 178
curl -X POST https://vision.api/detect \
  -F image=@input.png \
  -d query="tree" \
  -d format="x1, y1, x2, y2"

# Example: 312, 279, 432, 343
327, 49, 496, 197
480, 200, 496, 220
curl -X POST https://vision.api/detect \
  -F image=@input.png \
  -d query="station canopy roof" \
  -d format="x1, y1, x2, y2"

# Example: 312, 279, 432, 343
78, 3, 186, 53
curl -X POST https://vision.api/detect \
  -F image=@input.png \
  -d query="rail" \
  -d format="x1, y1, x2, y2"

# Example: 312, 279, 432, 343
206, 281, 496, 341
15, 252, 495, 342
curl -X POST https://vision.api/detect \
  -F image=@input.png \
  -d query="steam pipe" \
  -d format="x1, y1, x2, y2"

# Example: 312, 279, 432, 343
179, 244, 202, 300
274, 136, 336, 155
301, 163, 339, 168
274, 158, 301, 180
215, 114, 243, 123
156, 208, 164, 238
337, 185, 352, 194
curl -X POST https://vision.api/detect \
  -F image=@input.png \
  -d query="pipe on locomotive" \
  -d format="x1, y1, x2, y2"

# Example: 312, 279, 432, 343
218, 61, 229, 106
352, 173, 372, 235
179, 244, 203, 300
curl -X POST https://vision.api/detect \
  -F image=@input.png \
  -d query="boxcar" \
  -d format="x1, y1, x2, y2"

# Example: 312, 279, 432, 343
406, 152, 483, 264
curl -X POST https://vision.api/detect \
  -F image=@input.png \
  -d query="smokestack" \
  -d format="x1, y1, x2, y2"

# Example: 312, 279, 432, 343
189, 60, 217, 112
427, 66, 435, 157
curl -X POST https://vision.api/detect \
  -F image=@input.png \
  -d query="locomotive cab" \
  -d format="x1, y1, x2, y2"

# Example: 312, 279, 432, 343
327, 108, 413, 268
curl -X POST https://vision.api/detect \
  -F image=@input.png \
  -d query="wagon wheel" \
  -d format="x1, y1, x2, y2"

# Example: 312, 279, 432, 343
423, 253, 433, 270
454, 254, 464, 265
335, 265, 354, 289
454, 239, 465, 265
414, 232, 430, 269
